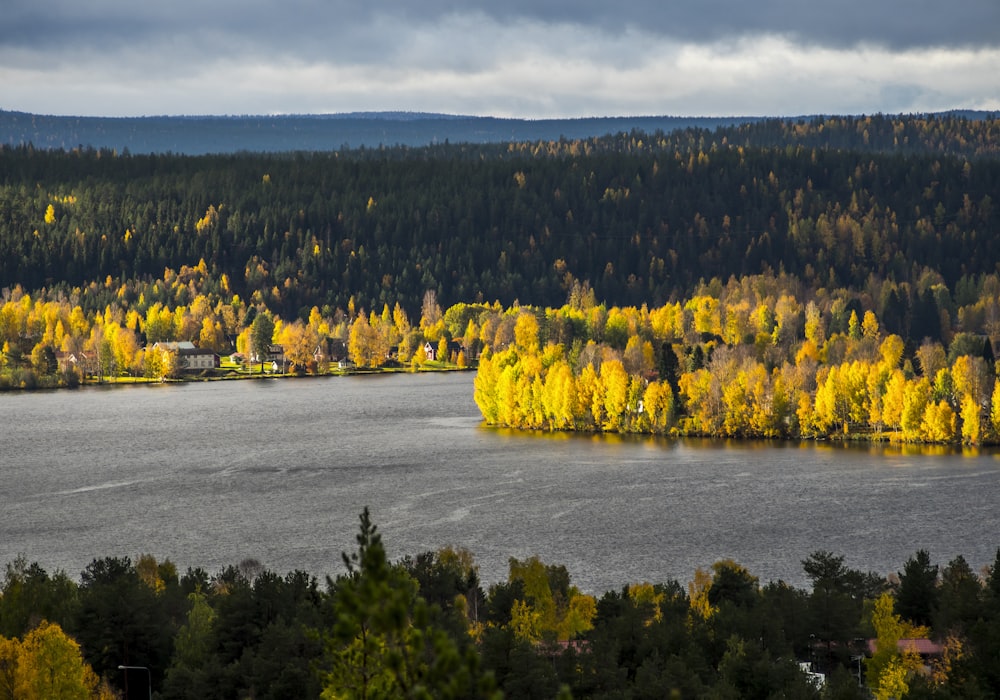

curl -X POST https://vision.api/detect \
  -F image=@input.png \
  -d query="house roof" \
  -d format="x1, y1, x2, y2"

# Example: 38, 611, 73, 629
153, 341, 196, 351
150, 341, 215, 356
177, 347, 217, 356
866, 638, 943, 656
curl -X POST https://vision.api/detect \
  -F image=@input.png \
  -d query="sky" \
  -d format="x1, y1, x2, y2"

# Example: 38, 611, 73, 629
2, 0, 999, 119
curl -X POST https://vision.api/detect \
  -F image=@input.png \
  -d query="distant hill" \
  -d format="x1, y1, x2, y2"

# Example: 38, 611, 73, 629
0, 111, 763, 155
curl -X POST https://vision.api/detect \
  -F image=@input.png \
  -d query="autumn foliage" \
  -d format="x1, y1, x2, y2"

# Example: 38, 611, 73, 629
472, 283, 1000, 444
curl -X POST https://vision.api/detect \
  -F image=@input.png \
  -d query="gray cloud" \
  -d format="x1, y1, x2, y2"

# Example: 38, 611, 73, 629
1, 0, 998, 117
5, 0, 998, 54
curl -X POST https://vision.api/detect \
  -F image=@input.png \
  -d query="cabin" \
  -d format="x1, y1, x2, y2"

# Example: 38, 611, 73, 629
865, 638, 944, 675
54, 351, 86, 373
312, 339, 329, 365
250, 343, 285, 367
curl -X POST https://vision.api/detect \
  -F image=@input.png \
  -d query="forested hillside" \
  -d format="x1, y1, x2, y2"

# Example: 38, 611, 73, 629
2, 113, 998, 322
0, 110, 755, 154
2, 113, 1000, 414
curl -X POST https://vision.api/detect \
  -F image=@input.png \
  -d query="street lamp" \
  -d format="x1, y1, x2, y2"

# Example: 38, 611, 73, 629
117, 664, 151, 700
851, 654, 865, 687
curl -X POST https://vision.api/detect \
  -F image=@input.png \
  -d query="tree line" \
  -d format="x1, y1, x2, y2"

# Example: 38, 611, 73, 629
3, 509, 1000, 699
8, 260, 1000, 446
0, 270, 472, 387
471, 271, 1000, 444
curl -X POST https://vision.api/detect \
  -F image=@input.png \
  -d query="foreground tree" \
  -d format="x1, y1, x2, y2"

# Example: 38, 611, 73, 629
866, 592, 928, 700
322, 508, 499, 699
72, 556, 175, 694
895, 549, 939, 628
0, 620, 110, 700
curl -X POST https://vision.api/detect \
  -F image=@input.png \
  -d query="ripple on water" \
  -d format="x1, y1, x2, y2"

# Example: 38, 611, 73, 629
3, 374, 1000, 593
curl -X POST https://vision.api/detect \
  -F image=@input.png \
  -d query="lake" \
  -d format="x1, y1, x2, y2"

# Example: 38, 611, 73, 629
3, 372, 999, 593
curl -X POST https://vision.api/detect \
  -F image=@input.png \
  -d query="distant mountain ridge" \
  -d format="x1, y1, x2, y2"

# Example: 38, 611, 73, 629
0, 110, 767, 155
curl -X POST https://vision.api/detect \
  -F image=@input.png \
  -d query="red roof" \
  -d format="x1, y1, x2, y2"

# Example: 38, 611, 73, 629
866, 638, 943, 656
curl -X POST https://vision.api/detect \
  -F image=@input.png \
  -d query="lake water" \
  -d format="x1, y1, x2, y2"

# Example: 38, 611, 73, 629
3, 372, 999, 593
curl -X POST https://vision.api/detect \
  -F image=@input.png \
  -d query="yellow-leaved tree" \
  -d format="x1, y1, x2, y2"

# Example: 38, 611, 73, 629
642, 380, 674, 433
506, 556, 595, 644
0, 620, 111, 699
866, 592, 928, 700
347, 313, 378, 368
600, 359, 630, 431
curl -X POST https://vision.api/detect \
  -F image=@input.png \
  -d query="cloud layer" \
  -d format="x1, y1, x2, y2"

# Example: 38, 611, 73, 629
2, 0, 998, 117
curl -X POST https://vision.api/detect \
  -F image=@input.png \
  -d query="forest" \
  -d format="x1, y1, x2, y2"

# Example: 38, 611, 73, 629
3, 509, 1000, 700
1, 112, 999, 324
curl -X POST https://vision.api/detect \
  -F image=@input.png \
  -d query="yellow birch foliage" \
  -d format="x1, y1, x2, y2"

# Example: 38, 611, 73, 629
960, 393, 981, 444
199, 317, 225, 352
991, 379, 1000, 438
879, 334, 905, 369
347, 313, 378, 368
678, 368, 722, 434
3, 621, 103, 700
510, 600, 543, 643
721, 369, 749, 436
642, 380, 674, 433
558, 594, 597, 640
522, 373, 545, 429
628, 583, 666, 625
496, 364, 520, 426
513, 312, 540, 353
748, 364, 787, 437
279, 320, 319, 371
571, 363, 599, 428
687, 295, 722, 337
0, 636, 18, 699
882, 370, 907, 431
688, 567, 715, 620
866, 593, 927, 700
542, 360, 576, 429
600, 360, 629, 431
901, 377, 931, 440
723, 299, 752, 345
649, 302, 684, 341
473, 355, 500, 423
922, 400, 956, 443
866, 363, 892, 430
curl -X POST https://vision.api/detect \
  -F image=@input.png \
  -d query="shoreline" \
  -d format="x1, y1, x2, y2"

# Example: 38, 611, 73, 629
0, 363, 475, 392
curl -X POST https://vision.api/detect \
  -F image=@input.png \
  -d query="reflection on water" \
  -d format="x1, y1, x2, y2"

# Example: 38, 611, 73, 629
3, 372, 1000, 594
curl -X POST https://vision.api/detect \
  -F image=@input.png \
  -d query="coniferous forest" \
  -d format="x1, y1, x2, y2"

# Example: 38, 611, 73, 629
3, 113, 1000, 322
3, 113, 1000, 697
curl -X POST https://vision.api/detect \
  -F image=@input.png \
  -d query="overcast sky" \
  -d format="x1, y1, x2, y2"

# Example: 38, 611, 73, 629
2, 0, 998, 118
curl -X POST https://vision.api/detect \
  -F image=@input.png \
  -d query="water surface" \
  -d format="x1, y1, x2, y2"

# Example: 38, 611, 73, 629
3, 373, 998, 592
